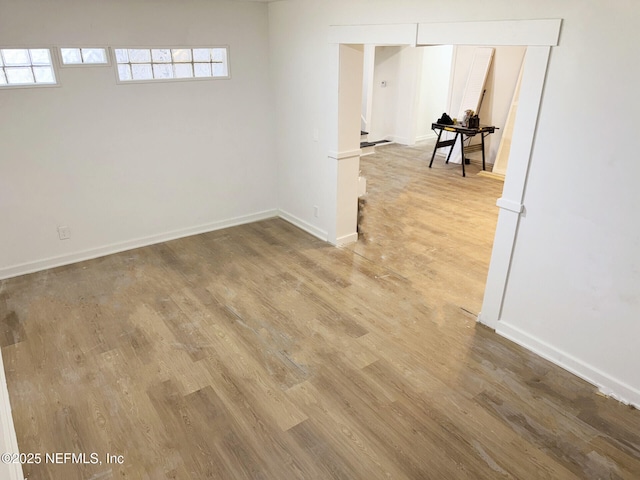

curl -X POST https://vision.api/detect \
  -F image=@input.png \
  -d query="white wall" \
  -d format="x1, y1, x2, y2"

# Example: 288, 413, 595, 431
269, 0, 640, 406
0, 0, 276, 279
368, 46, 402, 142
369, 45, 451, 145
268, 3, 333, 238
369, 43, 454, 155
448, 45, 525, 163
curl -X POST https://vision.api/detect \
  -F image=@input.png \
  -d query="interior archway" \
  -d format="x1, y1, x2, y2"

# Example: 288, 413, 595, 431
328, 19, 561, 330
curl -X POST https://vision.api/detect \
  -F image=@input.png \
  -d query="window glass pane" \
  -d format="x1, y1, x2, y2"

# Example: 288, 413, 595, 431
131, 63, 153, 80
114, 46, 228, 83
81, 48, 107, 64
6, 67, 35, 84
192, 49, 210, 62
117, 64, 132, 81
128, 49, 151, 63
152, 49, 171, 63
29, 49, 51, 65
194, 63, 212, 77
3, 49, 31, 66
211, 48, 227, 63
174, 63, 193, 78
33, 66, 55, 83
61, 48, 82, 64
171, 49, 191, 63
0, 54, 3, 67
153, 63, 173, 79
0, 70, 6, 84
212, 62, 228, 77
114, 49, 129, 64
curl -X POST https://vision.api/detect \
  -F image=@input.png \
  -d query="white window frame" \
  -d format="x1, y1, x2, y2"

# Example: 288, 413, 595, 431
111, 46, 231, 85
58, 47, 111, 67
0, 46, 59, 89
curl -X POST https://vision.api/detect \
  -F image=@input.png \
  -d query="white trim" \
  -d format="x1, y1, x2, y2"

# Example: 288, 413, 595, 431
416, 132, 437, 142
388, 135, 416, 146
329, 24, 418, 46
360, 148, 376, 157
328, 149, 362, 160
417, 19, 562, 46
0, 210, 278, 281
0, 353, 23, 480
497, 321, 640, 409
501, 46, 551, 203
0, 82, 59, 91
278, 210, 328, 241
496, 197, 524, 213
480, 45, 553, 330
335, 232, 358, 246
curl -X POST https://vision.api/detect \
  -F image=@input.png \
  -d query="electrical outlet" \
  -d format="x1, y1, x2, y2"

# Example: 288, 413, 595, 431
58, 226, 71, 240
314, 206, 319, 218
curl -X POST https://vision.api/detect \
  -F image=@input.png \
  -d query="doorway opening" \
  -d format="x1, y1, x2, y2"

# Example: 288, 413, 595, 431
329, 20, 561, 330
351, 43, 525, 318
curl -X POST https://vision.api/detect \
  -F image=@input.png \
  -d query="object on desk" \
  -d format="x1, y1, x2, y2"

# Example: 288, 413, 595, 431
436, 113, 454, 125
468, 115, 480, 129
462, 109, 474, 127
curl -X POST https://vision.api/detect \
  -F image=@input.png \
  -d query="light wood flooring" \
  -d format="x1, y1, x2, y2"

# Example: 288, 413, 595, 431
1, 143, 639, 479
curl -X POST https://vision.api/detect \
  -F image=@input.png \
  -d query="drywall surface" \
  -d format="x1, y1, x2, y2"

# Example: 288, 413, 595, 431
368, 45, 451, 145
0, 0, 276, 278
448, 45, 525, 163
268, 0, 640, 405
368, 46, 402, 142
268, 2, 333, 238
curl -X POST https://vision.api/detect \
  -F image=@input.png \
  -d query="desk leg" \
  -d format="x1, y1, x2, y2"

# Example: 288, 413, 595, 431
459, 133, 466, 177
429, 129, 443, 168
445, 132, 457, 164
481, 132, 486, 171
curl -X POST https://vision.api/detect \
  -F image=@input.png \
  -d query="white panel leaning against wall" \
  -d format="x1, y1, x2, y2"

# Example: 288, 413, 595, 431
0, 48, 57, 87
113, 47, 230, 83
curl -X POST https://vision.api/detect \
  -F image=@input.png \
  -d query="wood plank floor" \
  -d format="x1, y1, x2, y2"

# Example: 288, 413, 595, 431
1, 142, 639, 479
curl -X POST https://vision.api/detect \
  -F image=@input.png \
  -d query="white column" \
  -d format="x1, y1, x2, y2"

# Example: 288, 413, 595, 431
328, 44, 364, 246
479, 46, 552, 329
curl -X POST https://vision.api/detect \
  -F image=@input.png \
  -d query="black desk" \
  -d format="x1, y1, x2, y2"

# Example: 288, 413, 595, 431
429, 123, 497, 177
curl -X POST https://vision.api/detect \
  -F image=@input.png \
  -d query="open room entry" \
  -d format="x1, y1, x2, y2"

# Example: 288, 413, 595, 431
328, 19, 561, 330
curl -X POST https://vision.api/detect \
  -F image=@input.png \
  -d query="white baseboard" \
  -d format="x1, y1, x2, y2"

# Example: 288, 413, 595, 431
0, 353, 23, 480
416, 132, 437, 142
277, 210, 328, 242
335, 232, 358, 246
497, 321, 640, 409
389, 135, 412, 146
0, 210, 278, 281
360, 145, 376, 157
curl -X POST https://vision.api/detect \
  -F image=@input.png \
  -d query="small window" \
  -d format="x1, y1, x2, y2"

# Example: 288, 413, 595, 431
0, 48, 56, 87
60, 48, 109, 65
114, 47, 229, 83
